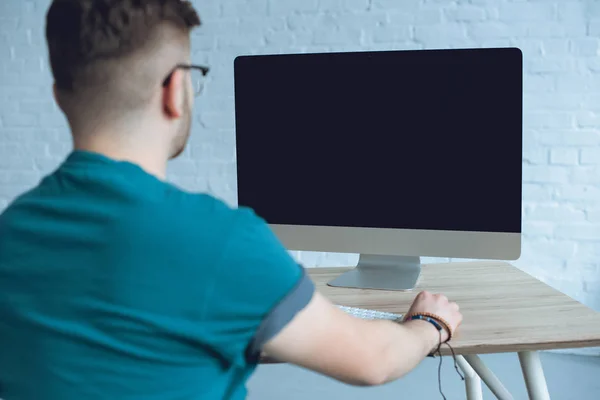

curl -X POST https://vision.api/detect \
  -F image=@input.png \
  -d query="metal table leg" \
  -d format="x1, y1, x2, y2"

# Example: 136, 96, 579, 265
518, 351, 551, 400
456, 356, 483, 400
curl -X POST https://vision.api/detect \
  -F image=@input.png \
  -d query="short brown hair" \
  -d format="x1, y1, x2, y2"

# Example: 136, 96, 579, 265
46, 0, 201, 124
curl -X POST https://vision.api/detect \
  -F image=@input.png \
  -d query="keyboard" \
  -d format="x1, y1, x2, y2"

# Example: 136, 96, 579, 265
338, 305, 402, 321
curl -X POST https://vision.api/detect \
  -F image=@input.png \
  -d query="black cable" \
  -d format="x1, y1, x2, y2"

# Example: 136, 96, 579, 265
433, 329, 465, 400
446, 342, 465, 381
435, 330, 446, 400
406, 314, 465, 399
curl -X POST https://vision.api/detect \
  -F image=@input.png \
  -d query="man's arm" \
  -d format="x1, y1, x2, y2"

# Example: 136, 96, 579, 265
263, 291, 452, 386
207, 206, 461, 381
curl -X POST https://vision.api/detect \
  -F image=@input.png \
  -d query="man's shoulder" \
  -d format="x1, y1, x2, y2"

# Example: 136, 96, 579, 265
157, 187, 268, 239
162, 187, 245, 223
0, 185, 44, 221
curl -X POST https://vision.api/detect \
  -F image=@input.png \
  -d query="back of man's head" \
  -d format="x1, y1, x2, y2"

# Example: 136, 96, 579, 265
46, 0, 201, 132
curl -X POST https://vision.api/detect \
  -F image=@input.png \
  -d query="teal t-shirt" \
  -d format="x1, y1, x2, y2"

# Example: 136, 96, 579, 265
0, 151, 314, 400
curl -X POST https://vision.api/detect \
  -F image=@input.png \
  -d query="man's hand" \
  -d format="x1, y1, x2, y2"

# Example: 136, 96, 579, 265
405, 291, 463, 342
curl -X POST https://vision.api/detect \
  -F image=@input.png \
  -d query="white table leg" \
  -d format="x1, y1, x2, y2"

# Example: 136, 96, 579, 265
456, 356, 483, 400
464, 355, 514, 400
518, 351, 551, 400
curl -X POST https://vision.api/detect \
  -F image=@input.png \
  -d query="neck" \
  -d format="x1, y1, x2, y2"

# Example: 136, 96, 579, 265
72, 133, 169, 180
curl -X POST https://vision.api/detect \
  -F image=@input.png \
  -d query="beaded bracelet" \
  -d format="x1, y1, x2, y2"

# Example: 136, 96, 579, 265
404, 312, 453, 342
407, 314, 443, 331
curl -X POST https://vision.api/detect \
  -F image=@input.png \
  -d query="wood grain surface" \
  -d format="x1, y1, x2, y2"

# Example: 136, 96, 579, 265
260, 261, 600, 363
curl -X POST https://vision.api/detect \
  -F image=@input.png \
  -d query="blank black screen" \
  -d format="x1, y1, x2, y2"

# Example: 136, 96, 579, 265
234, 48, 522, 233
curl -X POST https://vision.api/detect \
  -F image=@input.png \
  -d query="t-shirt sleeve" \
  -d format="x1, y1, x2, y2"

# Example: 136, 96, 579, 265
204, 207, 314, 365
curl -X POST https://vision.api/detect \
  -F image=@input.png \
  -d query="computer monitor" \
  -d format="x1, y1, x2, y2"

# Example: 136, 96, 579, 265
234, 47, 522, 291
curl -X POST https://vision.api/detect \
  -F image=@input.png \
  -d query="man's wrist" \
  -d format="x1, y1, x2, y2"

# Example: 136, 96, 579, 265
403, 319, 444, 354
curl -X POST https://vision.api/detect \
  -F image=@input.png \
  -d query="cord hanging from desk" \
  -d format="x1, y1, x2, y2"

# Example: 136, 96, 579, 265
405, 313, 464, 400
432, 330, 464, 400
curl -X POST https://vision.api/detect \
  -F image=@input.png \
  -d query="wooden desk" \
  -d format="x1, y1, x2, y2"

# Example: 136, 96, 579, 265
273, 262, 600, 400
309, 262, 600, 356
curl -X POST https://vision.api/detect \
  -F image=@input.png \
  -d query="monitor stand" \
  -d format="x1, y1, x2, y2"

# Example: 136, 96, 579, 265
327, 254, 421, 291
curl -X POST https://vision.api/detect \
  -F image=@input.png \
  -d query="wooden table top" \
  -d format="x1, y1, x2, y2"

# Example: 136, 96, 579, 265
306, 261, 600, 356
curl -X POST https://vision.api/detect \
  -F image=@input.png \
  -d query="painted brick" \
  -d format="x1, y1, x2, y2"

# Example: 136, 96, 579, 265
313, 28, 362, 45
444, 6, 487, 22
217, 34, 264, 48
414, 25, 467, 45
576, 111, 600, 128
588, 59, 600, 73
0, 170, 41, 186
582, 94, 600, 111
536, 130, 600, 146
526, 57, 574, 73
331, 12, 388, 29
191, 143, 235, 163
39, 113, 67, 129
388, 9, 442, 25
550, 148, 579, 165
222, 0, 268, 17
591, 21, 600, 37
524, 112, 573, 129
580, 149, 600, 165
556, 75, 600, 93
523, 221, 554, 237
523, 75, 555, 93
577, 243, 600, 264
510, 38, 543, 57
528, 22, 587, 38
0, 154, 35, 169
522, 239, 577, 259
524, 93, 581, 111
556, 185, 600, 202
523, 149, 548, 165
1, 128, 59, 143
20, 100, 55, 114
0, 18, 19, 32
264, 32, 297, 46
2, 113, 40, 128
523, 165, 569, 184
0, 143, 47, 157
571, 166, 600, 185
370, 0, 419, 11
318, 0, 369, 11
570, 38, 600, 57
34, 157, 64, 174
165, 159, 199, 177
468, 22, 528, 39
48, 142, 71, 158
542, 38, 570, 56
522, 184, 555, 202
169, 175, 209, 192
555, 225, 600, 241
558, 2, 587, 23
498, 3, 556, 22
372, 27, 411, 43
268, 0, 319, 16
527, 205, 586, 223
287, 14, 336, 31
588, 208, 600, 223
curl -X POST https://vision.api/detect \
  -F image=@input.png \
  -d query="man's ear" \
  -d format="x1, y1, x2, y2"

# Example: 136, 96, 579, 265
162, 69, 186, 119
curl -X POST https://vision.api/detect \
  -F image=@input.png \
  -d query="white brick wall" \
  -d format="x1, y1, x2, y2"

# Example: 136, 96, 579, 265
1, 0, 600, 352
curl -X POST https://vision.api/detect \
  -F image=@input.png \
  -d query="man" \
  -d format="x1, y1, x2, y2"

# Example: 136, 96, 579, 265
0, 1, 462, 399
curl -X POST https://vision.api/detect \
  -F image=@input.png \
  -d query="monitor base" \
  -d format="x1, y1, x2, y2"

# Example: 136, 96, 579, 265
327, 254, 421, 291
